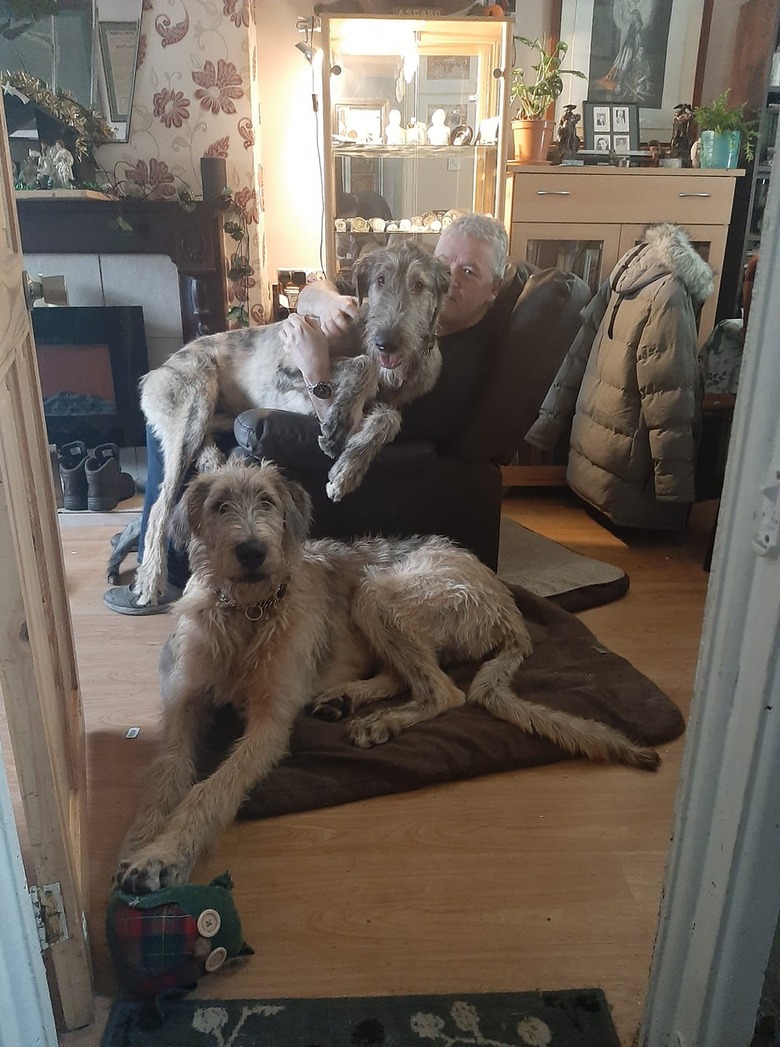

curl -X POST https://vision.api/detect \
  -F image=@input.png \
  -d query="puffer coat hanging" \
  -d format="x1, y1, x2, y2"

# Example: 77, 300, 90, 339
526, 223, 714, 530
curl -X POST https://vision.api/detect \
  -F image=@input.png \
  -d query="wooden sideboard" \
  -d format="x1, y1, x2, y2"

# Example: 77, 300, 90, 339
502, 165, 745, 487
504, 165, 744, 347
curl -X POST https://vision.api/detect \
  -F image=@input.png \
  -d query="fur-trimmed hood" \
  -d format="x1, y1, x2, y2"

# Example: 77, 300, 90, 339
610, 222, 714, 302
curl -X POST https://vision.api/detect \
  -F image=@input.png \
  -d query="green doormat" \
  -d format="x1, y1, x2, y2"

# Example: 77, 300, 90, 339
102, 989, 620, 1046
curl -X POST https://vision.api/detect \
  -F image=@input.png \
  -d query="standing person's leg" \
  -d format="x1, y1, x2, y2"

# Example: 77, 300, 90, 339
103, 426, 189, 615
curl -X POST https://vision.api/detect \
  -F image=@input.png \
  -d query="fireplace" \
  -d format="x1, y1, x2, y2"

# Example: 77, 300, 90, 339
32, 306, 148, 449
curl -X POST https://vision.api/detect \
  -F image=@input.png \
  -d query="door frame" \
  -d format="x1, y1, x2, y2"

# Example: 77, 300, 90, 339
641, 135, 780, 1043
0, 101, 93, 1030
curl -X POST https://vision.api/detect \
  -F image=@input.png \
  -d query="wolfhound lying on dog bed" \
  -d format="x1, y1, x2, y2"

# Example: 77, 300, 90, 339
115, 460, 659, 894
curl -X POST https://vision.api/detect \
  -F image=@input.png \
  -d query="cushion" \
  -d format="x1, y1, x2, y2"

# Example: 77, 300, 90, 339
192, 585, 685, 821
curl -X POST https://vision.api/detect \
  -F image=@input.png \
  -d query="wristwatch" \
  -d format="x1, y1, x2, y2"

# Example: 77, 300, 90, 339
307, 380, 333, 400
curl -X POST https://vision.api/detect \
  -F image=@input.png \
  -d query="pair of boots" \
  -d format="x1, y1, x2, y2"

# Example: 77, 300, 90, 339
58, 441, 136, 511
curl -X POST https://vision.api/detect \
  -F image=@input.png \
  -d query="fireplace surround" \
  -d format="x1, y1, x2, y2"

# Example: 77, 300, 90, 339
16, 194, 229, 343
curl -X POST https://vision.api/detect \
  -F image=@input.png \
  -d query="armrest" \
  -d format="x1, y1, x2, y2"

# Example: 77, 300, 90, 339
234, 409, 438, 472
445, 268, 592, 464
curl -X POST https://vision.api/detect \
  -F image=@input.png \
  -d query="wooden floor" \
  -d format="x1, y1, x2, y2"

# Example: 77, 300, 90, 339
4, 490, 717, 1046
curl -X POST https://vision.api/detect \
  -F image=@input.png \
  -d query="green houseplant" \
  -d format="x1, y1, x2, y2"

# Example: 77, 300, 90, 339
510, 35, 585, 163
693, 90, 757, 169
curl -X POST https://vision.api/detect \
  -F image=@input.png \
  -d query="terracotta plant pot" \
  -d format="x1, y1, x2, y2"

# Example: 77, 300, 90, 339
511, 118, 555, 164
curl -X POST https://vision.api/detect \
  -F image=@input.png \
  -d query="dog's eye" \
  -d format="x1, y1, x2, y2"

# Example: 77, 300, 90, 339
260, 496, 275, 509
376, 273, 385, 287
216, 501, 231, 514
411, 280, 425, 293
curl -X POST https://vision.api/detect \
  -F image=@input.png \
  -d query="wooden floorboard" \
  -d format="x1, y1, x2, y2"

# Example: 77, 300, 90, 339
2, 490, 717, 1046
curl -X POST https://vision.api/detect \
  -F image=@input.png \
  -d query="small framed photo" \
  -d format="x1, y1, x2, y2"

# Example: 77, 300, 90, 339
582, 101, 640, 153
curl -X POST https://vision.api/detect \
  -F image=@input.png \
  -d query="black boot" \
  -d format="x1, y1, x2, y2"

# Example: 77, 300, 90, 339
58, 440, 88, 510
85, 443, 136, 511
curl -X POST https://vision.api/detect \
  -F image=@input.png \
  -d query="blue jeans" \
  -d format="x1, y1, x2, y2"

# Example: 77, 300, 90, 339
138, 426, 190, 589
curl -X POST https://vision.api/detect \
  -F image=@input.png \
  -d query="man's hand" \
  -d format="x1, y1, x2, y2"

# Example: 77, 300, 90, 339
296, 280, 361, 341
280, 313, 330, 384
313, 294, 361, 341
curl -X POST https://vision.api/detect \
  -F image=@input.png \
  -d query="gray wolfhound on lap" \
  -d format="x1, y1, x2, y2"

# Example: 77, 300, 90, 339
115, 460, 659, 894
126, 240, 450, 606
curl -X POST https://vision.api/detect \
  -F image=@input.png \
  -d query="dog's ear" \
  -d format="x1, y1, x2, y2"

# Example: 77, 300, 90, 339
281, 478, 312, 543
352, 252, 379, 305
168, 475, 210, 550
429, 256, 453, 332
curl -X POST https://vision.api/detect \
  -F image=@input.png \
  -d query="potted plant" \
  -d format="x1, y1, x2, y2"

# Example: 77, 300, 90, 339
693, 90, 757, 169
510, 35, 585, 164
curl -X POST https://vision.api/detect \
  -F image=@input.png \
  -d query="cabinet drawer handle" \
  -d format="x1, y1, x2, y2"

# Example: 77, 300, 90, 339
678, 192, 711, 198
536, 190, 571, 196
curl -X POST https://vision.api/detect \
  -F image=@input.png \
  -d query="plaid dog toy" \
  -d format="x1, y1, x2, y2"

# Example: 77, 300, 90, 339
106, 872, 253, 998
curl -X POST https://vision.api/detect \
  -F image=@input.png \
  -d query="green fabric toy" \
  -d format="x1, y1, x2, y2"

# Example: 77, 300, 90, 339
106, 872, 253, 999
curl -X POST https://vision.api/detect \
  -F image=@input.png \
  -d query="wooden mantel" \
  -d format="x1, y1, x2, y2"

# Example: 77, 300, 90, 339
14, 193, 228, 341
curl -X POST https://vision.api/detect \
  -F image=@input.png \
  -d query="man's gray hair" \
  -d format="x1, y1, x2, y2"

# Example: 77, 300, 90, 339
441, 213, 509, 282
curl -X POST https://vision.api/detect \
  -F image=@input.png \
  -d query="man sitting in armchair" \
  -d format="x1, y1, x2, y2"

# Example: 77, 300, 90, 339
104, 214, 589, 615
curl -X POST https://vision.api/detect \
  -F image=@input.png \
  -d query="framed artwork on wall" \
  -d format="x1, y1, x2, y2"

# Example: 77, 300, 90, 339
582, 101, 640, 152
557, 0, 706, 140
334, 101, 388, 144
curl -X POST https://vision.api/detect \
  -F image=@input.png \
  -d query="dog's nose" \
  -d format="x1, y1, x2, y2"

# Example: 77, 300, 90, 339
374, 331, 398, 353
235, 540, 267, 570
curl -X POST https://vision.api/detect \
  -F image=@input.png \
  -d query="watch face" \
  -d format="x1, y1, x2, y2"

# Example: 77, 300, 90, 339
309, 381, 333, 399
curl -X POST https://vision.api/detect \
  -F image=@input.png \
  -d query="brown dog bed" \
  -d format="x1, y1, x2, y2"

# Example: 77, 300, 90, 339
192, 584, 684, 821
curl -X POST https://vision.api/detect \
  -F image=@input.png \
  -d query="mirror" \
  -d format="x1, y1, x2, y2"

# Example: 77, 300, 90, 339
95, 0, 142, 142
0, 0, 142, 143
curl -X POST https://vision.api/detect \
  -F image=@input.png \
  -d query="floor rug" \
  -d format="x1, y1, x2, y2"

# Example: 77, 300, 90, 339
102, 989, 620, 1046
498, 518, 628, 612
189, 584, 685, 822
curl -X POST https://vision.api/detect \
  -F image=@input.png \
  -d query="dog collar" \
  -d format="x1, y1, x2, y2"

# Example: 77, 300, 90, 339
215, 582, 288, 621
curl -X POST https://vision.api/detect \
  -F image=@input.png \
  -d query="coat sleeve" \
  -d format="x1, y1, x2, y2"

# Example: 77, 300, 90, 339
635, 285, 702, 501
524, 275, 611, 452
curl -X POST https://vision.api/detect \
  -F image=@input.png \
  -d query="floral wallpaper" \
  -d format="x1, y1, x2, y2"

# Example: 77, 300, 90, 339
97, 0, 269, 327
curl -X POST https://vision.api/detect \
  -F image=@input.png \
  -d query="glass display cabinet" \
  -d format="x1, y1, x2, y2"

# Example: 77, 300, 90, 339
320, 14, 512, 280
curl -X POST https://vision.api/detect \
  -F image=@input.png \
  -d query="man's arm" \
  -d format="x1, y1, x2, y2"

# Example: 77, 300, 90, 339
280, 313, 334, 421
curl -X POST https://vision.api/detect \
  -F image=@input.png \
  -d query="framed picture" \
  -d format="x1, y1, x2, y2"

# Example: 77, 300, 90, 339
334, 101, 388, 144
424, 55, 473, 81
583, 100, 640, 152
557, 0, 706, 139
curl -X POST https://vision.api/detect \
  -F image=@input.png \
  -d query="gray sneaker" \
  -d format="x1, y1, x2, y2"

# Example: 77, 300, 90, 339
103, 582, 183, 616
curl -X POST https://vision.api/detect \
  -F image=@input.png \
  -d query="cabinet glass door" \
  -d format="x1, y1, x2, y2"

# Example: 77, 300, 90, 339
510, 223, 622, 296
618, 224, 726, 344
321, 15, 511, 277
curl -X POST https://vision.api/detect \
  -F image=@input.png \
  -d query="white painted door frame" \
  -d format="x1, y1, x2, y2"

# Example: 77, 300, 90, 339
0, 738, 57, 1047
641, 131, 780, 1045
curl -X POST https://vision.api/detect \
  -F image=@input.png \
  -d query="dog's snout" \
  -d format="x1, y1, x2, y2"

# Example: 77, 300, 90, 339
235, 540, 267, 570
373, 330, 399, 353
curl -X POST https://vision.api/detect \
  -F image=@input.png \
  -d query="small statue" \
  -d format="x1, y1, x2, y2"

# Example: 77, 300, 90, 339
18, 150, 39, 188
670, 103, 693, 162
385, 108, 405, 145
427, 108, 451, 145
556, 104, 581, 160
35, 146, 56, 187
50, 141, 75, 188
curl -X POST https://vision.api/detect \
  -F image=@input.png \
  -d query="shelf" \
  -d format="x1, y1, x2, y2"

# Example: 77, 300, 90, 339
331, 143, 497, 158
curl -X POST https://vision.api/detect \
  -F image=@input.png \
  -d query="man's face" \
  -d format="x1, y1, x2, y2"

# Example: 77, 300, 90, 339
434, 229, 503, 335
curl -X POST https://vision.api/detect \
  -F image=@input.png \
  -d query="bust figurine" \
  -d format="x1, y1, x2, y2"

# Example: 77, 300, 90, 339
385, 109, 405, 145
427, 108, 451, 145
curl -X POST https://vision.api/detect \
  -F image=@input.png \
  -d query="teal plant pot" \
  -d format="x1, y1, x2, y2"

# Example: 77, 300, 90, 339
699, 130, 741, 169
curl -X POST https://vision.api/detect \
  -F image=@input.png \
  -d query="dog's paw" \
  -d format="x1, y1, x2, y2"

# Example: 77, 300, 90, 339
114, 850, 188, 895
325, 478, 345, 503
317, 432, 339, 459
346, 710, 401, 749
309, 692, 352, 721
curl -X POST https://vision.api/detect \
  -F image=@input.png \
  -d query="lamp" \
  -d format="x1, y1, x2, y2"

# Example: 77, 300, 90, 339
295, 15, 317, 64
295, 39, 314, 63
